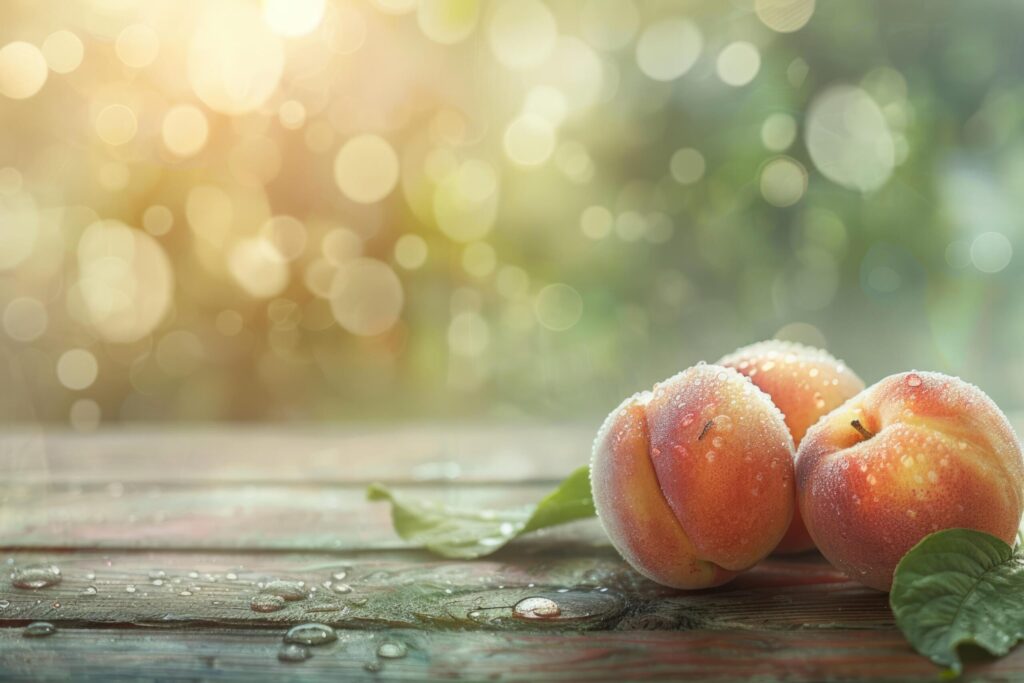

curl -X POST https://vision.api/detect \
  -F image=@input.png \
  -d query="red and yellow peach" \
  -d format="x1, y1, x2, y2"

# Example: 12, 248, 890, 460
719, 340, 865, 553
590, 363, 795, 589
796, 371, 1024, 590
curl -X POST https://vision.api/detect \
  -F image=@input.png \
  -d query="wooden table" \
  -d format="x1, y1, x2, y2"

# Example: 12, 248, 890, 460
0, 425, 1019, 681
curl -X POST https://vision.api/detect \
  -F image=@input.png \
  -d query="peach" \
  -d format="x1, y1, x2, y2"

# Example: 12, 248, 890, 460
590, 364, 795, 589
719, 340, 865, 553
796, 371, 1024, 591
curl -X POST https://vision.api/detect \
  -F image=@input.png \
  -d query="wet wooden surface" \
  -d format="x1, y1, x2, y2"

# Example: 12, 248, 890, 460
0, 426, 1019, 681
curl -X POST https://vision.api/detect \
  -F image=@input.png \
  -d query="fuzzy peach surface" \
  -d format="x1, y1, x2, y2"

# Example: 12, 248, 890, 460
590, 364, 795, 589
719, 340, 865, 553
796, 370, 1024, 591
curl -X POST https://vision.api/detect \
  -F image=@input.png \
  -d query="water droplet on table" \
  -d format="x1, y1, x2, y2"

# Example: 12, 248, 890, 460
251, 594, 287, 613
261, 580, 307, 601
331, 570, 347, 581
513, 597, 561, 619
278, 643, 310, 663
377, 641, 407, 659
23, 622, 56, 638
284, 623, 337, 646
0, 600, 9, 609
11, 564, 61, 589
82, 586, 97, 596
125, 585, 137, 594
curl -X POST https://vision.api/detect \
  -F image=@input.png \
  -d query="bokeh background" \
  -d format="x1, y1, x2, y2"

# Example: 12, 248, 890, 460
0, 0, 1021, 428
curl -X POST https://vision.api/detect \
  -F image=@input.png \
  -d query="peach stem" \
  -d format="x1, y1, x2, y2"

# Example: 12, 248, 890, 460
850, 419, 874, 440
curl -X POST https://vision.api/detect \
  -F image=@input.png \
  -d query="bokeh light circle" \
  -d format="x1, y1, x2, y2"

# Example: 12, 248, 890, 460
162, 105, 209, 157
263, 0, 326, 37
41, 31, 83, 74
970, 232, 1013, 273
503, 115, 556, 166
806, 85, 894, 192
716, 42, 761, 86
0, 42, 48, 99
334, 134, 400, 203
535, 283, 583, 331
488, 0, 557, 70
3, 297, 48, 342
329, 258, 404, 336
755, 0, 816, 33
57, 349, 98, 391
635, 19, 702, 82
76, 221, 175, 343
418, 0, 479, 45
188, 1, 284, 115
760, 156, 807, 207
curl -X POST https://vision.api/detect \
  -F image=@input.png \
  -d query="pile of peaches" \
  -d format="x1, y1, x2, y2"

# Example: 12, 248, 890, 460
591, 340, 1024, 591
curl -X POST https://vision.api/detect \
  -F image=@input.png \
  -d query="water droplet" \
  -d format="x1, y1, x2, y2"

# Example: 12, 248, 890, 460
0, 600, 9, 609
513, 597, 561, 619
187, 571, 199, 579
906, 509, 917, 519
867, 474, 877, 485
761, 361, 776, 372
681, 413, 695, 427
711, 437, 723, 448
261, 580, 307, 601
284, 623, 337, 646
715, 415, 733, 432
906, 373, 922, 387
179, 590, 193, 596
152, 579, 164, 586
813, 392, 826, 410
226, 572, 239, 580
85, 572, 96, 580
705, 451, 716, 462
23, 622, 57, 638
82, 586, 97, 596
148, 570, 166, 579
125, 585, 137, 594
377, 641, 407, 659
809, 368, 819, 378
278, 643, 310, 663
331, 583, 352, 595
927, 470, 938, 483
11, 564, 62, 589
364, 662, 382, 673
250, 594, 287, 613
331, 570, 348, 581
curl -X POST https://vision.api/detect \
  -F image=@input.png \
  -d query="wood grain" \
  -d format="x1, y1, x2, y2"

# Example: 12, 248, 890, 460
0, 627, 1018, 682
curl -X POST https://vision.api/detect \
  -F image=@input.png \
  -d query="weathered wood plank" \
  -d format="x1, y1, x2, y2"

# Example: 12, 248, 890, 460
0, 424, 593, 484
0, 482, 598, 550
0, 549, 885, 632
0, 626, 1014, 682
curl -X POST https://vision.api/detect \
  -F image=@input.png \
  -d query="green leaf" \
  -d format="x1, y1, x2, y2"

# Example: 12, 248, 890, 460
890, 528, 1024, 675
366, 465, 595, 559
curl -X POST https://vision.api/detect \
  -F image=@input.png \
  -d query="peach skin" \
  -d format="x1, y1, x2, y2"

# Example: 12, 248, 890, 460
719, 340, 865, 553
796, 371, 1024, 591
590, 364, 795, 589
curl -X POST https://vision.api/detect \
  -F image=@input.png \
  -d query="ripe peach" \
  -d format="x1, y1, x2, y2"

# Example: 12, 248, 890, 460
590, 364, 795, 589
719, 340, 865, 553
796, 371, 1024, 591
